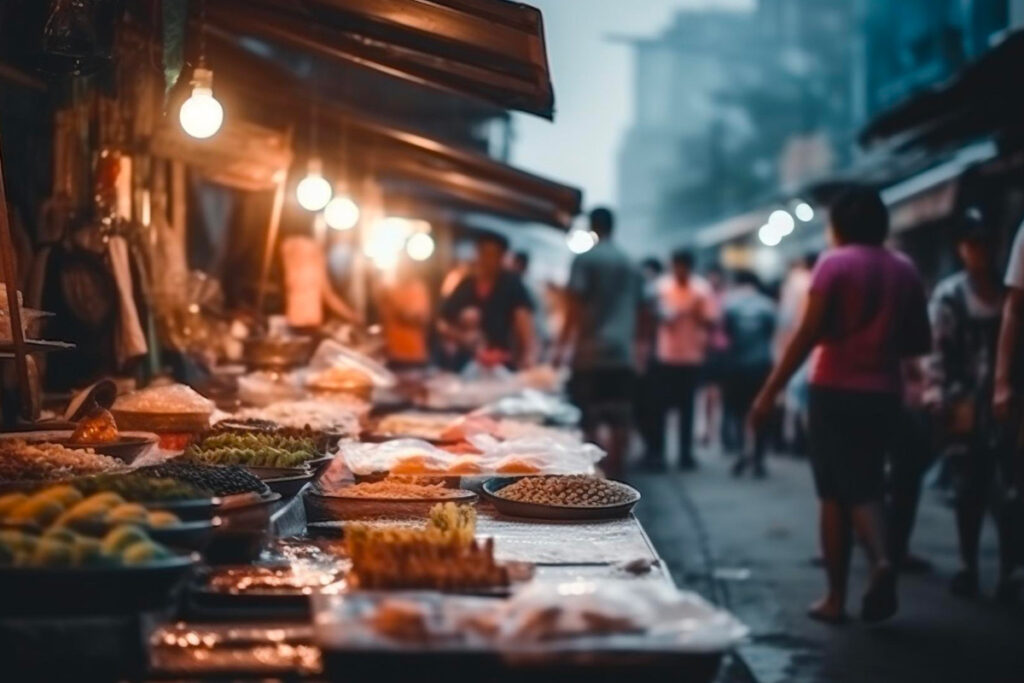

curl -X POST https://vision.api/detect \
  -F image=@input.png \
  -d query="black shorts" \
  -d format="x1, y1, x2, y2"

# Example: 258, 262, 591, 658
808, 387, 901, 505
569, 367, 636, 429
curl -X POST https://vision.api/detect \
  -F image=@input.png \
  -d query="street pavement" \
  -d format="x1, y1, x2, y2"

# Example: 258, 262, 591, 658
630, 449, 1024, 683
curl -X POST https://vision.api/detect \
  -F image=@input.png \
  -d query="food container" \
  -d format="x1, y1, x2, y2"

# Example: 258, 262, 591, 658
243, 336, 315, 371
304, 486, 478, 522
482, 477, 641, 521
0, 551, 199, 617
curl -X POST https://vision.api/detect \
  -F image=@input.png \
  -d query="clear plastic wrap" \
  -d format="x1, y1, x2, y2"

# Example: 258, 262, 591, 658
304, 339, 396, 389
341, 436, 603, 476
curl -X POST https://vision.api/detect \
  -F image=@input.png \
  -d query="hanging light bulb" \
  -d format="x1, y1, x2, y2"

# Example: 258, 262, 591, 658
406, 232, 435, 261
296, 158, 332, 211
324, 193, 360, 231
179, 67, 223, 139
566, 229, 597, 254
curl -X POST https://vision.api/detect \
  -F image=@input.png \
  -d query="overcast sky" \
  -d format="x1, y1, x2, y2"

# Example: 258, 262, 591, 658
511, 0, 755, 212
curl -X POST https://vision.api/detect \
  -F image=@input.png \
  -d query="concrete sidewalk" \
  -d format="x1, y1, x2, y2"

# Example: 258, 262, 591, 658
631, 450, 1024, 683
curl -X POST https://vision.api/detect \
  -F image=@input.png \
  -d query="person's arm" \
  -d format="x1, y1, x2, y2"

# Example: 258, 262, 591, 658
995, 287, 1024, 420
437, 280, 466, 343
750, 291, 827, 429
514, 307, 537, 369
322, 279, 362, 325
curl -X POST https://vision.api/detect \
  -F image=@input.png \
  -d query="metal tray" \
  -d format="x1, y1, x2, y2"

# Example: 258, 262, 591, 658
482, 478, 640, 521
0, 551, 199, 617
304, 487, 477, 522
263, 472, 315, 498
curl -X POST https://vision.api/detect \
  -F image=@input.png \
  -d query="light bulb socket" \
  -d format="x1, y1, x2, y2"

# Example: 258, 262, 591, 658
191, 67, 214, 90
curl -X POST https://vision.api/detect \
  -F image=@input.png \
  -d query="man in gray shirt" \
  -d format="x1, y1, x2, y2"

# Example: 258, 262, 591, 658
555, 208, 644, 478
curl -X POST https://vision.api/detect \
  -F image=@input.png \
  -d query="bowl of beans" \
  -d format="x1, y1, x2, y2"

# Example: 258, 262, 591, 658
482, 475, 640, 520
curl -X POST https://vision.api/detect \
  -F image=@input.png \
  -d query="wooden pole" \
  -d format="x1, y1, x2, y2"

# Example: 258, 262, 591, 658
257, 174, 287, 316
0, 128, 33, 421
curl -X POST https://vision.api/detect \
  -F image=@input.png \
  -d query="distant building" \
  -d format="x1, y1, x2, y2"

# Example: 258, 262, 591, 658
615, 1, 854, 256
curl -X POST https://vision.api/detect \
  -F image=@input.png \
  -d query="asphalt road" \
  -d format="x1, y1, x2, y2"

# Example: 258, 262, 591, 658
631, 450, 1024, 683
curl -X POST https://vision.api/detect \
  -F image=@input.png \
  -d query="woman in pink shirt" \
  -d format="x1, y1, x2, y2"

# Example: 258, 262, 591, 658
752, 187, 930, 624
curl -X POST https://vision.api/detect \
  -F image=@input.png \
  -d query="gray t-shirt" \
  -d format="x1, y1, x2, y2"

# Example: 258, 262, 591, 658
567, 241, 642, 369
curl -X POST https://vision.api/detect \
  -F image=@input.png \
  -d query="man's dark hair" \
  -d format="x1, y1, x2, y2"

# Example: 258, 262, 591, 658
671, 248, 695, 268
733, 269, 761, 289
829, 186, 889, 246
641, 257, 663, 275
589, 207, 614, 238
475, 230, 510, 252
512, 250, 530, 270
956, 206, 992, 245
802, 251, 819, 269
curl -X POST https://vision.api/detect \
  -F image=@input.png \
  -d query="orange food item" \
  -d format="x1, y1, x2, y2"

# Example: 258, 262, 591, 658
70, 409, 119, 444
448, 458, 482, 475
496, 459, 541, 475
442, 442, 482, 455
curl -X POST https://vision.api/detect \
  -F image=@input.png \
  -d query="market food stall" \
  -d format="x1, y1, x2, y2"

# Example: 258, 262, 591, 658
0, 1, 745, 680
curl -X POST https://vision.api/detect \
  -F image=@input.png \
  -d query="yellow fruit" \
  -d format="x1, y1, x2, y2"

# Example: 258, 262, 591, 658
54, 500, 108, 530
36, 485, 83, 508
100, 525, 149, 555
0, 493, 27, 517
42, 527, 78, 544
7, 498, 64, 528
122, 541, 168, 565
107, 503, 149, 524
31, 538, 73, 567
83, 492, 125, 509
146, 511, 179, 528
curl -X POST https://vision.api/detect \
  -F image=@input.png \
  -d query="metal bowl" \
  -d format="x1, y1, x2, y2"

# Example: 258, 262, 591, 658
481, 477, 640, 521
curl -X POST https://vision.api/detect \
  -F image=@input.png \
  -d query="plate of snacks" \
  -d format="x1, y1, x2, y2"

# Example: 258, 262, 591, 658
0, 438, 124, 487
1, 425, 159, 465
183, 431, 321, 480
344, 503, 531, 594
482, 476, 640, 520
0, 485, 220, 551
0, 507, 198, 616
305, 480, 477, 521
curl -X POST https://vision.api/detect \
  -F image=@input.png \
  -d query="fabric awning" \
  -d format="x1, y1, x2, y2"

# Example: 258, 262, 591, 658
206, 0, 555, 119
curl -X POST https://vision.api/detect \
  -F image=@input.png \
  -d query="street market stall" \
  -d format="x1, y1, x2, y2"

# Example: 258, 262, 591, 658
0, 1, 745, 680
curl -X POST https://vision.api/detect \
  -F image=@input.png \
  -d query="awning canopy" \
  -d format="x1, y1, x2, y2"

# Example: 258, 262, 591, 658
206, 0, 555, 119
170, 31, 580, 229
859, 29, 1024, 151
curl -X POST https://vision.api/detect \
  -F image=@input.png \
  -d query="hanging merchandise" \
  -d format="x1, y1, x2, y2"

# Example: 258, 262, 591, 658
42, 0, 98, 73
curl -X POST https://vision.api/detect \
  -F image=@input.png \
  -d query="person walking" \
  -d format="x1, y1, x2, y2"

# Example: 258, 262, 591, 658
555, 208, 643, 479
722, 270, 776, 478
931, 213, 1016, 600
648, 249, 717, 471
751, 187, 931, 624
635, 257, 665, 462
376, 257, 431, 373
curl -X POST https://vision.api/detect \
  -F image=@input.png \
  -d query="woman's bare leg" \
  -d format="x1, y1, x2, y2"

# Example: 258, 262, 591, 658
808, 499, 851, 621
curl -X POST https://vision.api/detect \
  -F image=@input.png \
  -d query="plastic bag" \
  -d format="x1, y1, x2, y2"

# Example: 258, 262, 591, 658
306, 339, 396, 389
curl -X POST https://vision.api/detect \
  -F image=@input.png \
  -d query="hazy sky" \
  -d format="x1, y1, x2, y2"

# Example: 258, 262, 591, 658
511, 0, 754, 211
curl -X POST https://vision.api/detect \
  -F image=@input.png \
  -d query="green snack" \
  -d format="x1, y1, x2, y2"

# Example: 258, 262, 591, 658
122, 541, 169, 565
31, 538, 73, 567
107, 503, 149, 524
7, 497, 63, 527
36, 485, 84, 508
101, 525, 149, 555
71, 536, 104, 566
42, 527, 78, 544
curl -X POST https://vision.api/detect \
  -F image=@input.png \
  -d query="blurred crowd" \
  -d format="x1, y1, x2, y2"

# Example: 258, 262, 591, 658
358, 188, 1023, 622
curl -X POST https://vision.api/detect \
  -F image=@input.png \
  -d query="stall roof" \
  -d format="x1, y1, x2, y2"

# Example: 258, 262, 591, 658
859, 29, 1024, 151
194, 31, 580, 229
206, 0, 555, 119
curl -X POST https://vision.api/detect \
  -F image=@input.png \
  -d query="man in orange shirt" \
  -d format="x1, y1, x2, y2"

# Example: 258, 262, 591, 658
376, 258, 431, 371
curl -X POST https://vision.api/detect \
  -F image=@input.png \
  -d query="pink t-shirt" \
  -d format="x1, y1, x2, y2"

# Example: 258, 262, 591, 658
809, 245, 930, 394
655, 275, 717, 365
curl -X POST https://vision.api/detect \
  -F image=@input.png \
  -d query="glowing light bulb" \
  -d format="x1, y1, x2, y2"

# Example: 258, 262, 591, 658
406, 232, 435, 261
567, 229, 597, 254
769, 209, 795, 236
324, 195, 359, 231
795, 202, 815, 222
296, 158, 332, 211
364, 217, 413, 268
179, 68, 223, 139
758, 223, 782, 247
